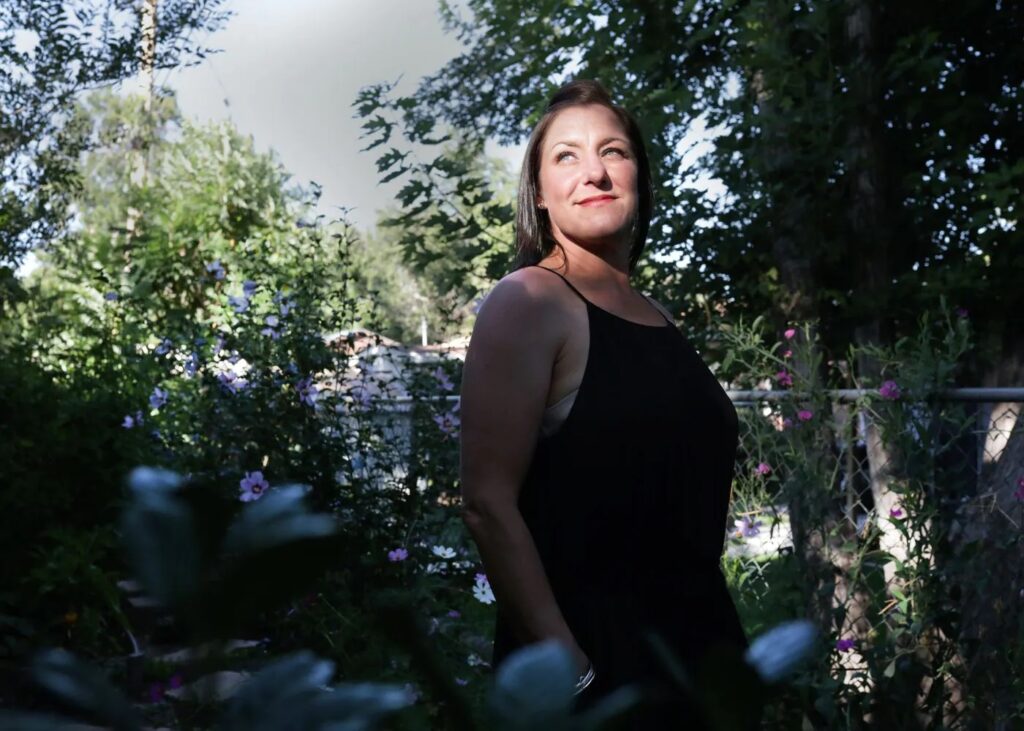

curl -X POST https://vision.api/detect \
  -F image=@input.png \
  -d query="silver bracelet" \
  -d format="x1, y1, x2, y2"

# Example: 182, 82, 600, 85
573, 662, 595, 696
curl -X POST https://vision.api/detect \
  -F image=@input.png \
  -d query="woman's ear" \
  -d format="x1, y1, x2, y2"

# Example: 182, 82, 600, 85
536, 197, 546, 210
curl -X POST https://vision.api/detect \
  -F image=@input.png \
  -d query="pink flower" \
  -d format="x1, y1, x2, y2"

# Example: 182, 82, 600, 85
1014, 477, 1024, 502
239, 471, 269, 502
388, 547, 409, 562
783, 349, 792, 359
775, 370, 793, 388
889, 507, 903, 519
755, 462, 772, 476
836, 638, 856, 652
797, 409, 813, 422
784, 328, 797, 340
879, 380, 901, 400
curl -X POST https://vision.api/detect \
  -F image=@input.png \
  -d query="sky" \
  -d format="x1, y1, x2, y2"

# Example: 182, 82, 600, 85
163, 0, 523, 233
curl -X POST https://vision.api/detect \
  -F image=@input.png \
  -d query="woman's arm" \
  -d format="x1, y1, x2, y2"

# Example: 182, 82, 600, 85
458, 269, 590, 673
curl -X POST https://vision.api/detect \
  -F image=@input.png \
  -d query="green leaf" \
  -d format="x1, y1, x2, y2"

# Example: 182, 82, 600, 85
221, 651, 413, 731
489, 640, 577, 729
31, 649, 143, 731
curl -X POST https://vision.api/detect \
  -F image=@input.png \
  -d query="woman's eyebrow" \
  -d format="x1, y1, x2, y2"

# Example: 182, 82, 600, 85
550, 136, 629, 149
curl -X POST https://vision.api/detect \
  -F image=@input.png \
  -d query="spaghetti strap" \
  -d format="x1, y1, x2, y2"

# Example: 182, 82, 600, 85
530, 265, 589, 304
532, 265, 673, 328
641, 293, 675, 327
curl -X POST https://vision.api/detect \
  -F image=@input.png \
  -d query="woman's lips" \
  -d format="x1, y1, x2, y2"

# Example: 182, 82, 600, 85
578, 196, 616, 207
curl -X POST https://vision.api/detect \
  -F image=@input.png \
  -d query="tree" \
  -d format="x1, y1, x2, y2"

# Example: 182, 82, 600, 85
357, 0, 1023, 382
0, 0, 230, 273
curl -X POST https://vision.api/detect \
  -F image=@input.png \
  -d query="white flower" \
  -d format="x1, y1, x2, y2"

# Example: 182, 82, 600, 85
431, 545, 456, 560
472, 573, 495, 605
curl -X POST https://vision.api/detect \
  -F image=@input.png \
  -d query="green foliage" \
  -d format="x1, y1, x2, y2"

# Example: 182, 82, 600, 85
5, 466, 815, 730
717, 307, 1024, 727
353, 90, 516, 325
356, 0, 1024, 379
0, 0, 231, 267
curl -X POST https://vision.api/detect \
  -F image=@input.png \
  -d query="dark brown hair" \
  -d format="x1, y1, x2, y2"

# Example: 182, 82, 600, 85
512, 79, 654, 274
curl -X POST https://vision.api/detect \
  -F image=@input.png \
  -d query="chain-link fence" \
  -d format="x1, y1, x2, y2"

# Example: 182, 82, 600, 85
724, 387, 1024, 725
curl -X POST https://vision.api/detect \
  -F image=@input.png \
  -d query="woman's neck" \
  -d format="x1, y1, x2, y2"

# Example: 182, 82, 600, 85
542, 237, 632, 291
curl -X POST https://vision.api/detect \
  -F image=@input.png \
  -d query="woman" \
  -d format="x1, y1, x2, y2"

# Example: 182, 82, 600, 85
458, 79, 749, 729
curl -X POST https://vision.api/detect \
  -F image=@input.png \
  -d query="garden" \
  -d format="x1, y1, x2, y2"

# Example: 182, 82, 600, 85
1, 1, 1022, 729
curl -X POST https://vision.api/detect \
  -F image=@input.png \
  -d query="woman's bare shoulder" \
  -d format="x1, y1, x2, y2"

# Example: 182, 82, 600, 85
476, 266, 574, 320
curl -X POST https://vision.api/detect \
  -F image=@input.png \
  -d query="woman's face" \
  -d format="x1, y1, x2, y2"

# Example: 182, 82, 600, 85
536, 103, 638, 254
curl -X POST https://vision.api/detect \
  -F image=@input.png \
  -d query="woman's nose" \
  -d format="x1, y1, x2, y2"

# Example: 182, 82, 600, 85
581, 152, 610, 185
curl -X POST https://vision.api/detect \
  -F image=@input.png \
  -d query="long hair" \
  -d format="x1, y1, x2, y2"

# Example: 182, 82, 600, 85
512, 79, 654, 274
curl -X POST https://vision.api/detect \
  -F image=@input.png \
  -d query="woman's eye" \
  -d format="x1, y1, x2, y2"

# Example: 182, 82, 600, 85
603, 147, 626, 157
556, 151, 575, 161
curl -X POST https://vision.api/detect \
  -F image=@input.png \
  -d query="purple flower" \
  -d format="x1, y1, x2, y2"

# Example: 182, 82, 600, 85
433, 411, 460, 437
239, 471, 269, 502
184, 352, 200, 377
836, 638, 856, 652
455, 677, 469, 686
755, 462, 772, 476
228, 295, 249, 314
154, 338, 173, 356
148, 681, 164, 703
889, 507, 903, 519
879, 380, 901, 400
784, 328, 797, 340
782, 417, 794, 430
104, 291, 118, 301
206, 260, 226, 280
447, 609, 461, 619
955, 307, 969, 319
122, 410, 144, 429
797, 409, 813, 422
734, 517, 762, 538
167, 673, 184, 690
296, 377, 318, 407
242, 280, 258, 296
261, 314, 281, 340
432, 366, 454, 391
261, 326, 280, 340
213, 334, 226, 355
279, 299, 294, 317
388, 547, 409, 562
149, 387, 168, 410
1013, 477, 1024, 502
775, 370, 793, 388
218, 370, 248, 394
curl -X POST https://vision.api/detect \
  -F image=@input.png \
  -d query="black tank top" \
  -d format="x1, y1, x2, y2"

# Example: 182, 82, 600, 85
491, 265, 749, 726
